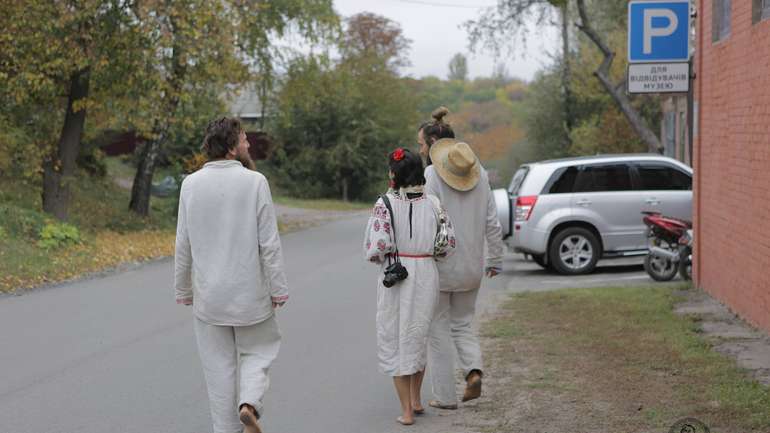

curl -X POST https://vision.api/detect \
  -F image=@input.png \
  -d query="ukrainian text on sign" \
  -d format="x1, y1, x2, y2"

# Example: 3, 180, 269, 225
627, 63, 689, 93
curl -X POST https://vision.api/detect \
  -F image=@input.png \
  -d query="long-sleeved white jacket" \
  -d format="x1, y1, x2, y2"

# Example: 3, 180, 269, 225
425, 164, 504, 292
174, 160, 289, 326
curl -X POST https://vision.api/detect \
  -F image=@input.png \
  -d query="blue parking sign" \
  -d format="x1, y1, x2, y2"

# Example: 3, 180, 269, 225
628, 0, 690, 63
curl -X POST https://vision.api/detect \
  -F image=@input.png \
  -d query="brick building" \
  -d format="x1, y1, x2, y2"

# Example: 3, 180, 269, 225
695, 0, 770, 332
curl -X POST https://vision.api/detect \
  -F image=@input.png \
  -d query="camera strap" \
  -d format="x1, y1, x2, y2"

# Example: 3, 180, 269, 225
379, 194, 400, 265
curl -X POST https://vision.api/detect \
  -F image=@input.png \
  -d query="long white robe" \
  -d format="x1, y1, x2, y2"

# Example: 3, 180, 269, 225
364, 192, 456, 376
174, 160, 289, 326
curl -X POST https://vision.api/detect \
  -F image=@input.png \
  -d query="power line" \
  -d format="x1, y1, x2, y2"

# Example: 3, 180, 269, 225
388, 0, 496, 9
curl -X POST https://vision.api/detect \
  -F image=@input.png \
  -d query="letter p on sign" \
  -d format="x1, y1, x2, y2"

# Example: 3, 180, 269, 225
628, 0, 690, 63
643, 9, 678, 54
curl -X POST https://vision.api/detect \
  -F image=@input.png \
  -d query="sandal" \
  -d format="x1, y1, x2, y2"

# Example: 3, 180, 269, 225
428, 400, 458, 410
412, 406, 425, 415
462, 371, 483, 402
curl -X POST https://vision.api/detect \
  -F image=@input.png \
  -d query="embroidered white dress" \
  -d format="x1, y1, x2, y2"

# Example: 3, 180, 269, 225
364, 192, 456, 376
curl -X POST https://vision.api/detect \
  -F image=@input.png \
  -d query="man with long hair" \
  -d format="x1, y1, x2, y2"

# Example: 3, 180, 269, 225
174, 117, 288, 433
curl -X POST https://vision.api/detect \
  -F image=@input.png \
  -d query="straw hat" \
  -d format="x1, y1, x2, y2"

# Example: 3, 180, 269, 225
429, 138, 481, 192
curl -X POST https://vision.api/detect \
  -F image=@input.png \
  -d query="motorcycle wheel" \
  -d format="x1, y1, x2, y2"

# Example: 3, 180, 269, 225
678, 248, 692, 281
644, 253, 678, 282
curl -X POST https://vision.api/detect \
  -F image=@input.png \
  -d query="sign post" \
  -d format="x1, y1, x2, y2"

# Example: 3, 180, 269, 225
627, 0, 694, 163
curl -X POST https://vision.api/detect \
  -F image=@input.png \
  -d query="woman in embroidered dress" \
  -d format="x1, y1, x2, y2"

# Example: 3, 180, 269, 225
364, 148, 456, 426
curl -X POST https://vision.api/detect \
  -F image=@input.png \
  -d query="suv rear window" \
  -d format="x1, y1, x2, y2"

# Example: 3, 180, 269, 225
573, 164, 633, 192
636, 163, 692, 190
508, 166, 529, 195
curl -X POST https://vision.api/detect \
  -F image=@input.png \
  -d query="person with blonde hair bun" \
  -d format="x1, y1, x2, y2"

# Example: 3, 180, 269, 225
417, 106, 455, 166
417, 108, 504, 410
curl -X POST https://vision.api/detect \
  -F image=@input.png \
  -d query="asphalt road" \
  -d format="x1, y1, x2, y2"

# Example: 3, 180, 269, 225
0, 215, 657, 433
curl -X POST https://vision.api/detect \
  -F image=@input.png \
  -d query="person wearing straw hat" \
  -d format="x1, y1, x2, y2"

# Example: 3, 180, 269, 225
424, 138, 504, 409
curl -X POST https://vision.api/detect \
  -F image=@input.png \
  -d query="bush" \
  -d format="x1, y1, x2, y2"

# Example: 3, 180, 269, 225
182, 152, 207, 174
76, 147, 108, 178
0, 202, 47, 239
37, 223, 81, 249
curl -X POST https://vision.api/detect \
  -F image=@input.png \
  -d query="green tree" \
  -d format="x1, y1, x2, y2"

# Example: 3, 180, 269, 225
466, 0, 663, 154
0, 1, 143, 220
565, 25, 659, 155
523, 69, 571, 159
269, 13, 417, 201
270, 56, 417, 201
126, 0, 338, 216
448, 53, 468, 81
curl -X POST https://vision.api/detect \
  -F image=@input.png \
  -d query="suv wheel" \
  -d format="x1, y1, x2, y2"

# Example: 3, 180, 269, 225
549, 227, 600, 275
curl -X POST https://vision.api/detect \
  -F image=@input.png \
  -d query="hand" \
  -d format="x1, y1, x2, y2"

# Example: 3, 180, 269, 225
485, 267, 500, 278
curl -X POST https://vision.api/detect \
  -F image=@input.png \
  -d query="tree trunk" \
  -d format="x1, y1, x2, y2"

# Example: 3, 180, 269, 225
42, 67, 91, 220
129, 23, 186, 216
595, 73, 662, 153
128, 129, 165, 216
575, 0, 662, 153
560, 3, 574, 150
341, 177, 349, 202
258, 78, 269, 130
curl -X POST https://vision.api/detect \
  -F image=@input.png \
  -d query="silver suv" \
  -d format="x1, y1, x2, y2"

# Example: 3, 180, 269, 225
493, 154, 692, 275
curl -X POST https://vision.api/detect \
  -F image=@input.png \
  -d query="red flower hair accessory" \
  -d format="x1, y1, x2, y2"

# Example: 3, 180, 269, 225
392, 148, 405, 161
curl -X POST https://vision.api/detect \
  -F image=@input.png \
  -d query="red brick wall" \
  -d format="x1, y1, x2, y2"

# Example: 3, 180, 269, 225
695, 0, 770, 332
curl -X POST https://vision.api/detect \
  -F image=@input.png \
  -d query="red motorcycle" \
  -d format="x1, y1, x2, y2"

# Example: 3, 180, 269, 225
642, 212, 693, 282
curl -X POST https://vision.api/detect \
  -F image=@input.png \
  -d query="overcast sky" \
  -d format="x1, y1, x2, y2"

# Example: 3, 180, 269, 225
332, 0, 559, 81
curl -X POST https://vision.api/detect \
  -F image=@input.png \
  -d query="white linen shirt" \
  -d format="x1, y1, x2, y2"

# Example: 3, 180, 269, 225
424, 164, 504, 292
174, 160, 289, 326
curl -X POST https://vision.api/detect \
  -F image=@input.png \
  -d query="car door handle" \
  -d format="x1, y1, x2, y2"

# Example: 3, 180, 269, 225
645, 198, 661, 205
575, 199, 592, 206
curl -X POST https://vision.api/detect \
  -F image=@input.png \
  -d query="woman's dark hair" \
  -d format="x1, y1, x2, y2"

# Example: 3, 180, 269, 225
389, 148, 425, 190
419, 106, 455, 145
202, 117, 243, 159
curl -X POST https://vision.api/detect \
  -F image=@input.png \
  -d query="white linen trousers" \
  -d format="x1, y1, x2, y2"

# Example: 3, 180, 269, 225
428, 289, 482, 405
194, 315, 281, 433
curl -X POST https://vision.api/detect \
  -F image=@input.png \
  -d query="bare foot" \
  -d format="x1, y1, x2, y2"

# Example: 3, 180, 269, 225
411, 403, 425, 415
397, 415, 415, 425
239, 404, 262, 433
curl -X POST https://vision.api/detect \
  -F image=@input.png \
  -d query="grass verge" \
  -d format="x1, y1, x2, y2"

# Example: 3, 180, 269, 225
1, 159, 367, 293
0, 170, 178, 293
471, 285, 770, 433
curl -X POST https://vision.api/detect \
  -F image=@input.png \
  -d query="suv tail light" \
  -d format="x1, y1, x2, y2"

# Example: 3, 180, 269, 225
514, 196, 538, 222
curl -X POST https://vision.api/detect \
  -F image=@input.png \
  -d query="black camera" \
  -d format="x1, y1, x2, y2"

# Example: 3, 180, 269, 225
382, 262, 408, 288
